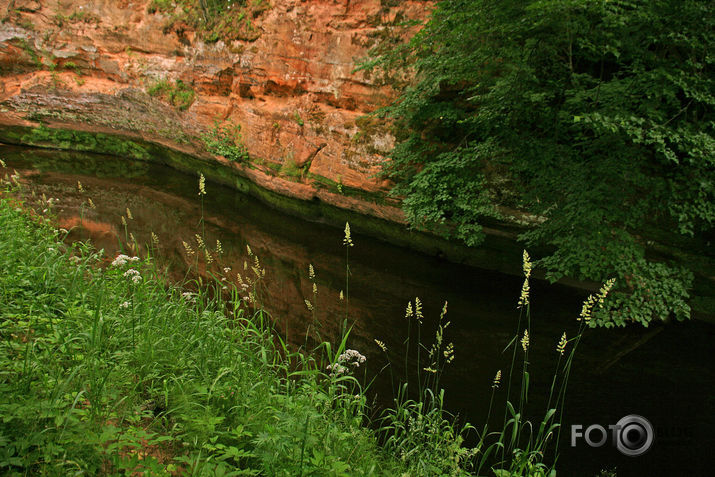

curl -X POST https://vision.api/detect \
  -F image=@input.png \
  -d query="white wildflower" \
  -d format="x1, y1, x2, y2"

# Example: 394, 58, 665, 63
123, 268, 142, 284
338, 349, 366, 367
111, 254, 139, 267
326, 363, 348, 376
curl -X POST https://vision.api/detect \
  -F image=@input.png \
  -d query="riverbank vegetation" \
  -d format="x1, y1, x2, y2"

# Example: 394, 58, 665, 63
0, 170, 615, 475
0, 187, 406, 474
362, 0, 714, 327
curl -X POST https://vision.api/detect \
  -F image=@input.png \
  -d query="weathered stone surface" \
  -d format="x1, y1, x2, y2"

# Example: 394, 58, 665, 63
0, 0, 431, 219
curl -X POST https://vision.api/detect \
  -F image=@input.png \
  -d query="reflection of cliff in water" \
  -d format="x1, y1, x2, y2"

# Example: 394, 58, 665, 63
2, 146, 713, 476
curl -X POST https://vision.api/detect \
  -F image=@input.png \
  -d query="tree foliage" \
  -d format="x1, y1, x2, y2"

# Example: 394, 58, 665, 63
364, 0, 714, 326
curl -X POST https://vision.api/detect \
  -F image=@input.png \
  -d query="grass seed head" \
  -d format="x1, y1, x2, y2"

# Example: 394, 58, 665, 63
443, 342, 454, 363
198, 173, 206, 196
414, 297, 423, 323
493, 370, 502, 388
405, 301, 413, 319
522, 250, 532, 278
195, 234, 205, 250
578, 294, 597, 322
518, 278, 530, 308
343, 222, 353, 247
521, 329, 530, 352
557, 332, 567, 355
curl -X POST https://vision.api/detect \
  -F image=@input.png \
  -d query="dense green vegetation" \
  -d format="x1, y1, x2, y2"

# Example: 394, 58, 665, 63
0, 172, 616, 475
0, 195, 409, 474
364, 0, 714, 327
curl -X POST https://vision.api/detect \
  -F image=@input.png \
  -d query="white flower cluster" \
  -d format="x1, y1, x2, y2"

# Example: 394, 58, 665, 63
326, 349, 366, 377
326, 363, 348, 376
111, 254, 140, 267
119, 301, 131, 309
123, 268, 142, 284
182, 291, 197, 304
339, 349, 367, 366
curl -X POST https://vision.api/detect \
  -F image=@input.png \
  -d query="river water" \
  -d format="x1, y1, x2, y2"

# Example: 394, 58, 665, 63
1, 145, 712, 476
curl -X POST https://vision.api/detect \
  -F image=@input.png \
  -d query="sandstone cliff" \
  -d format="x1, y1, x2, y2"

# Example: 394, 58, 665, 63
0, 0, 433, 221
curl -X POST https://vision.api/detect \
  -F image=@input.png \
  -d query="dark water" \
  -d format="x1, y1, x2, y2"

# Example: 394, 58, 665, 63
1, 145, 712, 476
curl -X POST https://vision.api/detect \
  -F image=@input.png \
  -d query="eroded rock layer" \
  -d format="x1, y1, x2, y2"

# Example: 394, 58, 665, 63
0, 0, 433, 221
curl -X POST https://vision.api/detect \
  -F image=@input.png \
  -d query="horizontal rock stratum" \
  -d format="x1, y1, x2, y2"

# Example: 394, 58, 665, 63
0, 0, 433, 222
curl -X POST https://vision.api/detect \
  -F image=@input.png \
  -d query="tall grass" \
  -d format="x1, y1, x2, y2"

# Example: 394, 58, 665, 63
0, 180, 404, 475
0, 166, 615, 476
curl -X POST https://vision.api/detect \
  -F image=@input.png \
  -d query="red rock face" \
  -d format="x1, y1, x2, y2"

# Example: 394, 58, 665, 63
0, 0, 432, 220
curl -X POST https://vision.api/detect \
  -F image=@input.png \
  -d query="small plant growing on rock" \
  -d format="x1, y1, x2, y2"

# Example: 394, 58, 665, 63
147, 0, 175, 14
201, 120, 250, 163
147, 79, 195, 111
292, 111, 304, 127
280, 159, 303, 180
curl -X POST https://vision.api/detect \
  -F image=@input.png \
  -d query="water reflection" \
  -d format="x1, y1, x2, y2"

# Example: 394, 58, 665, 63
1, 146, 712, 476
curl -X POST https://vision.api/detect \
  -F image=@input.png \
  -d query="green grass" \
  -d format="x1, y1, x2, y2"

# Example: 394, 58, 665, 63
147, 79, 196, 111
280, 159, 304, 180
0, 194, 410, 475
147, 0, 176, 14
147, 1, 267, 43
15, 38, 42, 68
0, 172, 607, 475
